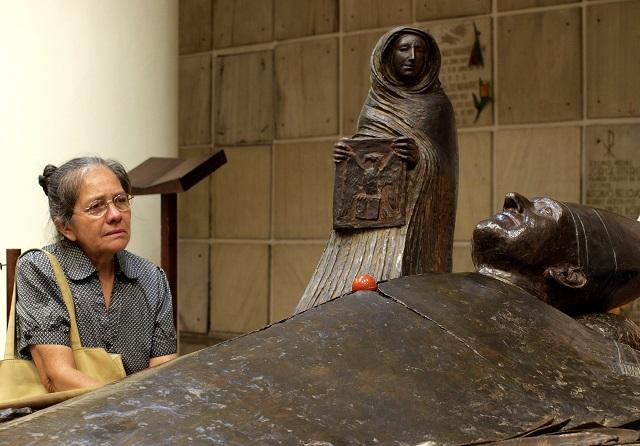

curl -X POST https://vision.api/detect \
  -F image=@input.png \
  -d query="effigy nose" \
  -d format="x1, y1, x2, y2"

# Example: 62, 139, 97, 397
503, 192, 530, 213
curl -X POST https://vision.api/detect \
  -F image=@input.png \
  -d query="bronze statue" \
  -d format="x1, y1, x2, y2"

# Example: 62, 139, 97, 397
3, 196, 640, 443
474, 192, 640, 316
297, 27, 458, 313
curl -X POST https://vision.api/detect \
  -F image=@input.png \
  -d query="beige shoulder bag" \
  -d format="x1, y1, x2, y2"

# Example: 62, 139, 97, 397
0, 250, 126, 409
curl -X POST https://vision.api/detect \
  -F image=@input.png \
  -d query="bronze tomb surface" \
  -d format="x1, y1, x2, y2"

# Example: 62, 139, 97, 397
1, 273, 639, 444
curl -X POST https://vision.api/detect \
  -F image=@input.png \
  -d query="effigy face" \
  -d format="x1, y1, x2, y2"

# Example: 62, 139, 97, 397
473, 192, 573, 268
473, 192, 640, 315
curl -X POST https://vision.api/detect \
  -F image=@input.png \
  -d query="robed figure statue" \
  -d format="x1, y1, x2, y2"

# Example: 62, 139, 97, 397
296, 27, 458, 313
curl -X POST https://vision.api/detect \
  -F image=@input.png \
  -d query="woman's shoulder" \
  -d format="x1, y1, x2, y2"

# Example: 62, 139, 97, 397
16, 245, 57, 270
15, 246, 62, 288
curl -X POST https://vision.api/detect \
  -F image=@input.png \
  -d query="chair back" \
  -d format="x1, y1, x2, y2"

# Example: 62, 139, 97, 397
4, 249, 21, 329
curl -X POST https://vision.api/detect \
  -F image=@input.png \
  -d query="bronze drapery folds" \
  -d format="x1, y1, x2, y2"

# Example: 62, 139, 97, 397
297, 27, 458, 313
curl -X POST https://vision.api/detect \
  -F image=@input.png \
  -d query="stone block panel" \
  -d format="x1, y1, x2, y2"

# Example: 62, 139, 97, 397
179, 54, 211, 145
275, 38, 339, 139
343, 0, 412, 32
498, 0, 578, 11
585, 124, 640, 219
498, 8, 581, 124
274, 0, 338, 40
210, 243, 269, 333
495, 127, 581, 208
342, 31, 385, 134
179, 0, 212, 54
587, 1, 640, 118
416, 0, 491, 20
213, 0, 273, 48
452, 244, 475, 273
178, 241, 209, 333
273, 141, 334, 239
455, 132, 492, 241
212, 145, 271, 239
270, 244, 325, 322
215, 50, 274, 145
428, 18, 493, 127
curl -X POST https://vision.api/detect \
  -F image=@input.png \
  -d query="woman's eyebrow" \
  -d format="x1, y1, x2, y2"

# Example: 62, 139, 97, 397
84, 190, 125, 202
84, 194, 107, 203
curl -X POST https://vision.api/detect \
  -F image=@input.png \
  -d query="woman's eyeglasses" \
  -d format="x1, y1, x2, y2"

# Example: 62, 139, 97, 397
81, 193, 133, 217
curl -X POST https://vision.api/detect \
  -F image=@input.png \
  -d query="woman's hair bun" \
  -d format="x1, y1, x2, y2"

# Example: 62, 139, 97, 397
38, 164, 58, 197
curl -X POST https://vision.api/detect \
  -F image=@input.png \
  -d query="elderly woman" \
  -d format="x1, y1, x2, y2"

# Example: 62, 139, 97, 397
296, 27, 458, 313
15, 157, 177, 392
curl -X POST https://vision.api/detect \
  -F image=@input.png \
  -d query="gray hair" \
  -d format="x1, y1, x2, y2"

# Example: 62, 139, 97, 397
38, 156, 131, 229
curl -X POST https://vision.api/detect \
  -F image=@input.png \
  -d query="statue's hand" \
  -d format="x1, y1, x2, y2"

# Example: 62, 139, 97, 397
334, 139, 354, 164
391, 136, 418, 167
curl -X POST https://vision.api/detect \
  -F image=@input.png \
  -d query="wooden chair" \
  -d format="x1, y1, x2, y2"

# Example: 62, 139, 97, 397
3, 249, 21, 329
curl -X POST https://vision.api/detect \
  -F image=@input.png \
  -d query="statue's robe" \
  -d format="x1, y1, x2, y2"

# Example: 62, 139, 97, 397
296, 27, 458, 313
2, 273, 639, 445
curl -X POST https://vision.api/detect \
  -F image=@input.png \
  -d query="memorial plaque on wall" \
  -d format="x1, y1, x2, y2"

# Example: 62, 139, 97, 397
586, 125, 640, 219
426, 18, 493, 127
333, 138, 406, 230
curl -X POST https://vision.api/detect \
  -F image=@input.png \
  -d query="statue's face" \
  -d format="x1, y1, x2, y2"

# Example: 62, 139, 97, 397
472, 193, 571, 268
391, 34, 427, 83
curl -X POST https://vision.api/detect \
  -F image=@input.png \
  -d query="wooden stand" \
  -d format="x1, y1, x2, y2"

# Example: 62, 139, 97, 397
160, 194, 178, 320
4, 248, 21, 328
128, 151, 226, 327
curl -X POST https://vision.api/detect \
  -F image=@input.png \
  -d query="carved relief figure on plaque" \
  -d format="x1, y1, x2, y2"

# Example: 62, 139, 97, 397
333, 138, 407, 228
296, 27, 458, 313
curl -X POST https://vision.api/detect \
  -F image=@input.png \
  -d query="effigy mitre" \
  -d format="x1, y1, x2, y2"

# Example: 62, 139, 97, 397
1, 273, 639, 445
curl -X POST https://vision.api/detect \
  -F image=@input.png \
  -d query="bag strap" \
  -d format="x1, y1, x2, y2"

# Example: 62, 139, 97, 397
42, 251, 83, 351
3, 249, 83, 359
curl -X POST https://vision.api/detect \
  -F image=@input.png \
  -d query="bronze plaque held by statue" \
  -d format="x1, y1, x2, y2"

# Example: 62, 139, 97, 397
333, 138, 406, 229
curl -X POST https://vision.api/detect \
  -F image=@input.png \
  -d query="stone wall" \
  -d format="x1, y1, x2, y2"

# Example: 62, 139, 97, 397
178, 0, 640, 352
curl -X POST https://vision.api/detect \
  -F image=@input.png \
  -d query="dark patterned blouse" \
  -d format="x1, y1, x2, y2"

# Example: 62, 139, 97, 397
15, 241, 176, 375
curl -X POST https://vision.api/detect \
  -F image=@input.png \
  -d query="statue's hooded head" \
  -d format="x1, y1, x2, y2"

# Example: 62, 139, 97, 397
472, 192, 640, 315
371, 27, 441, 95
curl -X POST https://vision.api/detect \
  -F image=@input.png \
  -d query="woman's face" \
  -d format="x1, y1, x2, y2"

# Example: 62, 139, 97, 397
391, 33, 427, 83
59, 166, 131, 263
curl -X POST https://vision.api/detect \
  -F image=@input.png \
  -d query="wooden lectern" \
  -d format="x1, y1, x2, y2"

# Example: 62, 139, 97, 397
128, 151, 226, 327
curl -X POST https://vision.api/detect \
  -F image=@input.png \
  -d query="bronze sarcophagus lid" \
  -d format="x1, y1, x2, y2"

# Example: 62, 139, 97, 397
1, 273, 639, 444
